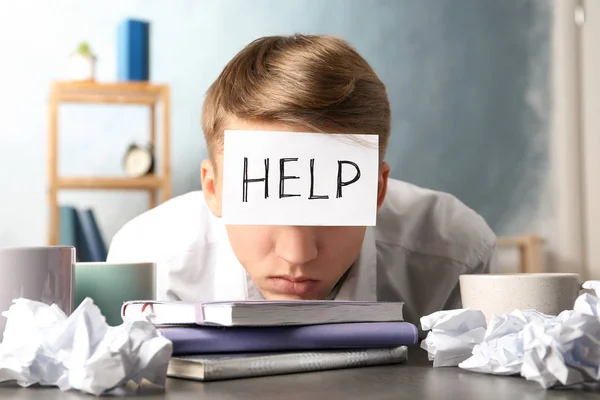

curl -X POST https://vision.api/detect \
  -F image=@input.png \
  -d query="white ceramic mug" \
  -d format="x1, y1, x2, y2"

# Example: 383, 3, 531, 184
0, 246, 75, 338
459, 273, 581, 321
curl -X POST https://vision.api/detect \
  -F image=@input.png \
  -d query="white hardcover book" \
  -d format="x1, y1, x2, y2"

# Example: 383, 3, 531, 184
122, 300, 404, 326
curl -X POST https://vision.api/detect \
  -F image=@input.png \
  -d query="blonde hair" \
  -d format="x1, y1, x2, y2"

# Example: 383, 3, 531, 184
202, 34, 391, 160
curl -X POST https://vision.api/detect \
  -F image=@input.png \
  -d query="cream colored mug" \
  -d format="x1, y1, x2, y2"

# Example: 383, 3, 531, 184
459, 273, 581, 321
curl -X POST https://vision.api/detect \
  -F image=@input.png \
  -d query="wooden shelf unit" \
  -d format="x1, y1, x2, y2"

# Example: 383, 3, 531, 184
47, 81, 172, 246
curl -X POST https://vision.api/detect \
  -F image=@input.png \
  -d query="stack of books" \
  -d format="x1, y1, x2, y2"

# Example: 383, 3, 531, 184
121, 299, 418, 381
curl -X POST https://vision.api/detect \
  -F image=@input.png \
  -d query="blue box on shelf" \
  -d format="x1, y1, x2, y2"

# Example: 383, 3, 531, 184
117, 18, 150, 81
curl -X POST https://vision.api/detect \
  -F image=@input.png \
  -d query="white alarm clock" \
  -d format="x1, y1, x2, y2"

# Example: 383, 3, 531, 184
123, 143, 154, 177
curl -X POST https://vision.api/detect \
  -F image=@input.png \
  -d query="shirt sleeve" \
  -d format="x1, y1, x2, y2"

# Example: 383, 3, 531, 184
106, 229, 132, 262
475, 243, 499, 274
106, 222, 153, 264
442, 242, 498, 310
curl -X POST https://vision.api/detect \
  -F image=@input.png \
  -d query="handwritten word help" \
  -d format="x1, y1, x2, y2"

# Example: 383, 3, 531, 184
222, 130, 379, 226
242, 158, 361, 202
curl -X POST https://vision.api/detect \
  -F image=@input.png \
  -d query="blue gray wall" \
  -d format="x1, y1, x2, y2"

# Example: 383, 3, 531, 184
382, 0, 552, 233
0, 0, 552, 247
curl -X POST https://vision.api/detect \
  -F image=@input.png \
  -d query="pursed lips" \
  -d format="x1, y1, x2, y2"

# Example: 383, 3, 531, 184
266, 275, 321, 295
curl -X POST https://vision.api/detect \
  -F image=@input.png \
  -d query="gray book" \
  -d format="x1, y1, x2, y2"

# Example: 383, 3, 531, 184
167, 346, 408, 381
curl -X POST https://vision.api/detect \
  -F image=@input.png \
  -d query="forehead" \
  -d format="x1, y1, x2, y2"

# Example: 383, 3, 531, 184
223, 118, 313, 134
213, 119, 314, 171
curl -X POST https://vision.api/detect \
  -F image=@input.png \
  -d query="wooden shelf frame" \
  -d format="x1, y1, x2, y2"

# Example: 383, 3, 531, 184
52, 81, 167, 105
47, 81, 172, 245
57, 176, 162, 190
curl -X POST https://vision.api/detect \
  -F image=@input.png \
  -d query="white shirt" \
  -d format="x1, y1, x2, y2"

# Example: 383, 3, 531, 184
107, 178, 497, 332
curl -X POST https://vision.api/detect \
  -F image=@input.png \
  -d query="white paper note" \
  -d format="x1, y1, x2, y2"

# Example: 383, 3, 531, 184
222, 130, 379, 226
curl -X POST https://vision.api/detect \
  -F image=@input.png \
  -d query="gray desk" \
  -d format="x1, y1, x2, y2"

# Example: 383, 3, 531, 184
0, 347, 596, 399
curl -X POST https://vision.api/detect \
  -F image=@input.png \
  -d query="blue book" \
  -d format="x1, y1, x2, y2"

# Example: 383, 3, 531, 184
76, 208, 107, 262
60, 205, 87, 262
158, 322, 419, 356
59, 205, 77, 248
117, 18, 150, 81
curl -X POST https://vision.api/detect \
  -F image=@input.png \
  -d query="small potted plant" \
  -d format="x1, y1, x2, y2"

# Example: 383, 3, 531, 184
68, 42, 96, 81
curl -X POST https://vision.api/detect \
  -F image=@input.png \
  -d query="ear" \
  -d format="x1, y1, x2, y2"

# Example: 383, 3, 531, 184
201, 159, 222, 217
377, 161, 390, 210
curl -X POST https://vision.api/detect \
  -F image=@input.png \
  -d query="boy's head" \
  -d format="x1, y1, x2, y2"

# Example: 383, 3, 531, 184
200, 34, 391, 300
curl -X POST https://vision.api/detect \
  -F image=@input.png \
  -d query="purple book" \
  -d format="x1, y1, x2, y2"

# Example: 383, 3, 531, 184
159, 322, 418, 356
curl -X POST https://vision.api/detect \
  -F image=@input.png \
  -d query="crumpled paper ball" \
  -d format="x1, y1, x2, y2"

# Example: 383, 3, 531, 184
458, 309, 556, 375
520, 311, 600, 389
420, 280, 600, 390
420, 308, 487, 367
0, 297, 173, 396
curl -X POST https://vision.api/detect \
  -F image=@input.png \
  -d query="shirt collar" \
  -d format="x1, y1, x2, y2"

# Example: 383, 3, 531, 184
332, 226, 377, 301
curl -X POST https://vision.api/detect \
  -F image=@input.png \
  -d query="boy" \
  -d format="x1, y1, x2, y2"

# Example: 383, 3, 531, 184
107, 34, 497, 328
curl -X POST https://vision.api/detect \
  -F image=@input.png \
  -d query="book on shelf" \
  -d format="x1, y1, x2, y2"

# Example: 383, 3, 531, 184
77, 208, 107, 261
59, 205, 107, 262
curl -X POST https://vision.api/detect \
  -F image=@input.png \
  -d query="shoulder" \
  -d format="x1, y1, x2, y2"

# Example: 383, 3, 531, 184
107, 191, 219, 262
375, 178, 496, 268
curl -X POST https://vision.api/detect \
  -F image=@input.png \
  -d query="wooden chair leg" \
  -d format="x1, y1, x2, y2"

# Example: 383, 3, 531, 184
497, 234, 544, 273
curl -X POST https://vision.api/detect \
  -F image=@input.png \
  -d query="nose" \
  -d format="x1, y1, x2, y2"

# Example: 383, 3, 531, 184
274, 226, 318, 266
